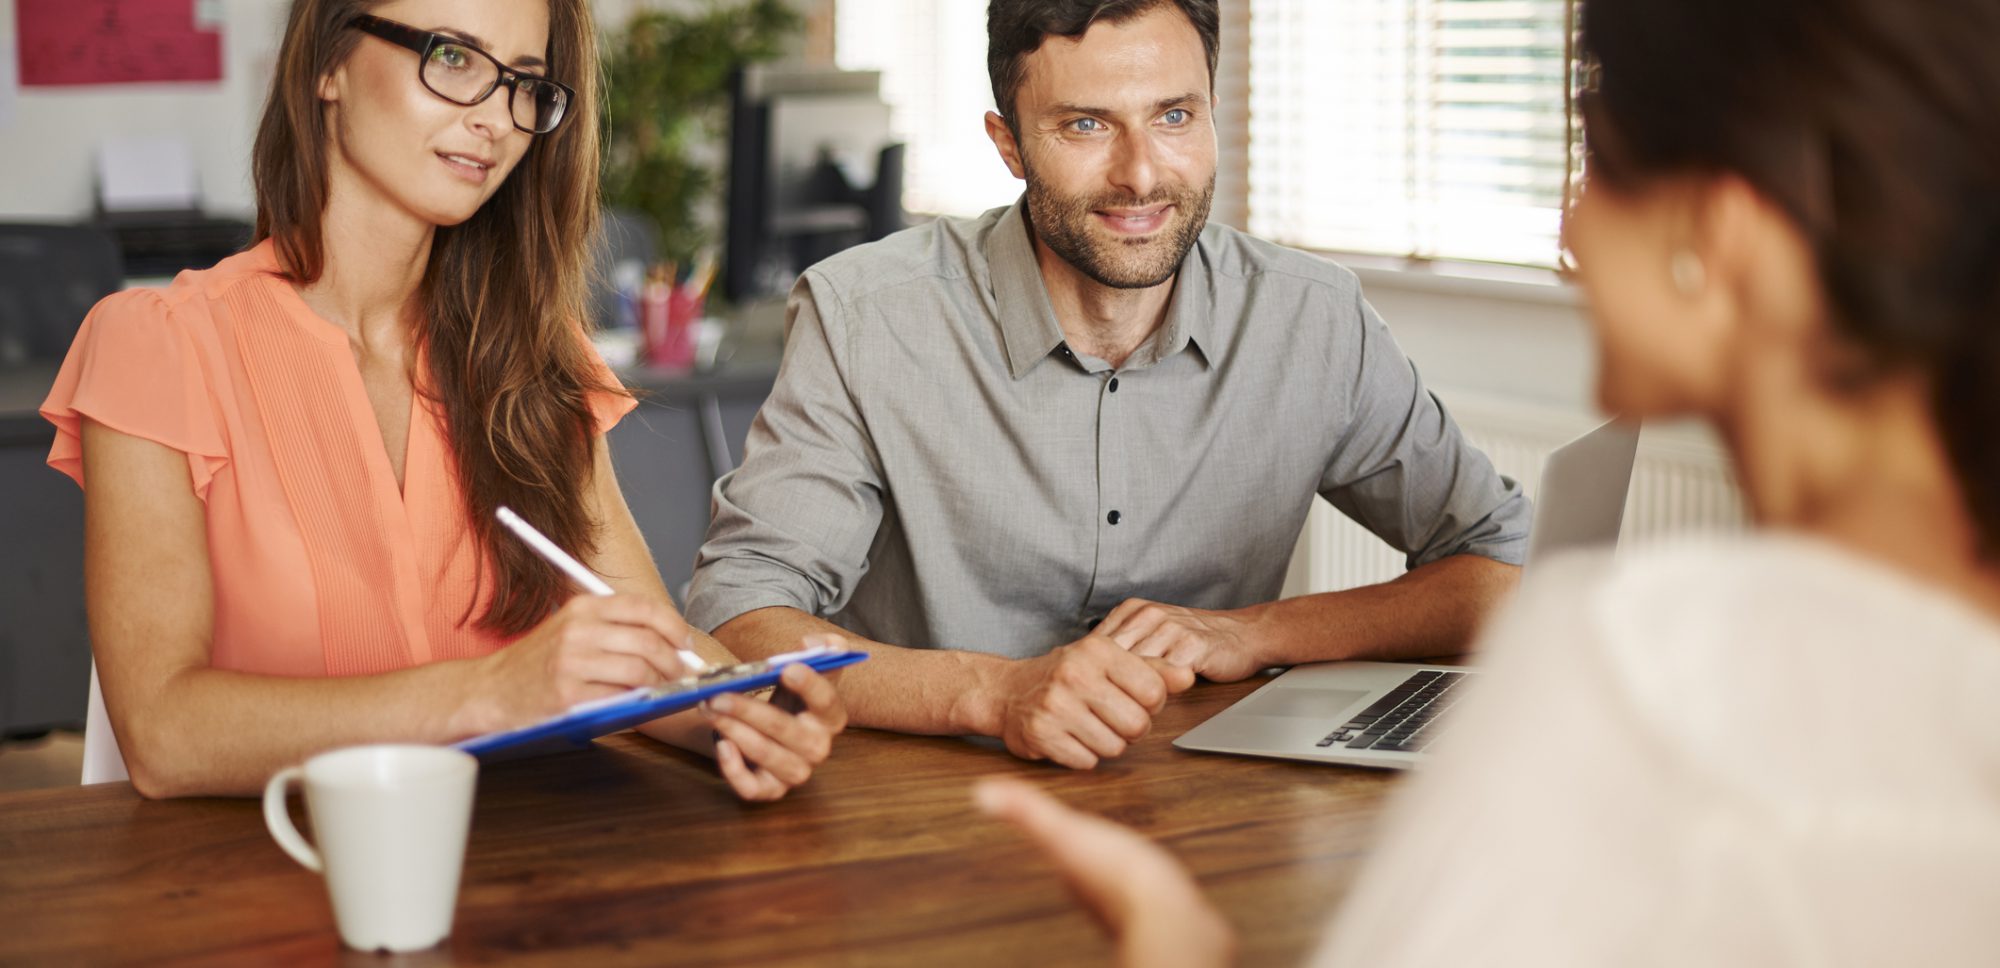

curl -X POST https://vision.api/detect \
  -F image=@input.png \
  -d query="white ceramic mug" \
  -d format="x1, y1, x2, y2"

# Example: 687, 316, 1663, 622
262, 744, 478, 952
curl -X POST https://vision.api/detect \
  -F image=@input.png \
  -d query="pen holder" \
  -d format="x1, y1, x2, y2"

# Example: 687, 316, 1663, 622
643, 285, 702, 371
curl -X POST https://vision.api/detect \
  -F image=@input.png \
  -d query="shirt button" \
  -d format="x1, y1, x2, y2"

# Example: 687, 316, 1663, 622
1108, 377, 1120, 393
1107, 510, 1122, 525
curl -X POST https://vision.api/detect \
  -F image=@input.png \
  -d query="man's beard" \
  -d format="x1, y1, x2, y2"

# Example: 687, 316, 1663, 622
1023, 161, 1215, 290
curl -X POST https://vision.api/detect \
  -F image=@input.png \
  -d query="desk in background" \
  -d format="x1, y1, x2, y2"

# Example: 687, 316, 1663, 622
0, 677, 1397, 966
0, 364, 87, 741
610, 362, 778, 601
0, 360, 778, 739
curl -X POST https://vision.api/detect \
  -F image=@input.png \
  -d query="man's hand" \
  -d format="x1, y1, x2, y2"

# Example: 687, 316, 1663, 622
990, 636, 1196, 769
975, 777, 1235, 968
1095, 599, 1268, 683
699, 660, 849, 802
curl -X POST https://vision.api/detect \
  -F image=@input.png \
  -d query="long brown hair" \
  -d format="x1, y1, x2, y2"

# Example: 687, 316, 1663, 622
1579, 0, 2000, 556
252, 0, 624, 635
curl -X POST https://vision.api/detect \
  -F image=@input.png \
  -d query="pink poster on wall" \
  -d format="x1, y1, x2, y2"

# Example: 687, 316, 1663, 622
16, 0, 223, 87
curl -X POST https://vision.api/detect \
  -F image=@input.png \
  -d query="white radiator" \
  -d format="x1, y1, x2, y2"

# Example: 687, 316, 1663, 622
1283, 393, 1748, 595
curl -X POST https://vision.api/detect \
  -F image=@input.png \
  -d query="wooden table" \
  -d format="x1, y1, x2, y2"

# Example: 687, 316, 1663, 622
0, 678, 1405, 966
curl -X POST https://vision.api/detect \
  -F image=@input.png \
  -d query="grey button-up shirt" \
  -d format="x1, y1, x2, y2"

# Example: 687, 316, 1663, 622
686, 200, 1529, 659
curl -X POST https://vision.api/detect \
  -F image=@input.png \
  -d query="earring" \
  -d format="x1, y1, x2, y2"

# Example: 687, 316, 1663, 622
1670, 251, 1706, 295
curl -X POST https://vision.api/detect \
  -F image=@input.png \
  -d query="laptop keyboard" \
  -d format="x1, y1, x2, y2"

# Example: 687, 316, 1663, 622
1316, 669, 1470, 754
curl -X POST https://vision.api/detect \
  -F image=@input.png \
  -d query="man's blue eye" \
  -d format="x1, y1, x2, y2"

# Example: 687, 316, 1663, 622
1164, 109, 1190, 124
1071, 118, 1103, 133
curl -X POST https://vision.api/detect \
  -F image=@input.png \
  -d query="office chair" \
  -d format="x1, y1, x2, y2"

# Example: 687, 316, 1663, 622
867, 142, 907, 242
0, 224, 123, 367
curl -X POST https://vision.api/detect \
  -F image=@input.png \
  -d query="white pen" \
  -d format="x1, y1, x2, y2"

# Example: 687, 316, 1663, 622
494, 505, 708, 674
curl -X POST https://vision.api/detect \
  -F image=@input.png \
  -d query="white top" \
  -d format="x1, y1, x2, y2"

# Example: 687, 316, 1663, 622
1315, 534, 2000, 967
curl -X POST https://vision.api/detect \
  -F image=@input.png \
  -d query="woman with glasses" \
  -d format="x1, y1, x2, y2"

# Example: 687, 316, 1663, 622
38, 0, 847, 800
976, 0, 2000, 963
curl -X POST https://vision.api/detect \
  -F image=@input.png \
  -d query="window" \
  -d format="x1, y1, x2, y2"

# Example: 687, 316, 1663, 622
834, 0, 1577, 269
834, 0, 1023, 218
1247, 0, 1574, 268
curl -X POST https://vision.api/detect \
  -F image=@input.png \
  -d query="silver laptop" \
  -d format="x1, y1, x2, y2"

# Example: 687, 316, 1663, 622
1173, 419, 1641, 769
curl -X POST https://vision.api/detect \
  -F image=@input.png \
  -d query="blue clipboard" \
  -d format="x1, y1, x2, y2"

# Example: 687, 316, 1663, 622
454, 647, 868, 762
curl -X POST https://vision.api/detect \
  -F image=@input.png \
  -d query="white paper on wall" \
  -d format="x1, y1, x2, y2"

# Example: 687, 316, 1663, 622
97, 136, 201, 212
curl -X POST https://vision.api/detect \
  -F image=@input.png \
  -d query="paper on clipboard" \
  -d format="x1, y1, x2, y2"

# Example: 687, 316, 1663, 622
453, 646, 868, 762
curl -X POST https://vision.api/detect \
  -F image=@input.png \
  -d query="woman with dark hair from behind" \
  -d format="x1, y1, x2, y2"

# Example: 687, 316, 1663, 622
39, 0, 846, 799
977, 0, 2000, 962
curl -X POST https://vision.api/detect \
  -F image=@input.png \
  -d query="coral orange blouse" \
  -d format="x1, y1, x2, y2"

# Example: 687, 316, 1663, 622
40, 240, 635, 677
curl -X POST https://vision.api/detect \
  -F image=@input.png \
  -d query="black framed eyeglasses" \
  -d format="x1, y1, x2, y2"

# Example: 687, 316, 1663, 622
348, 14, 573, 135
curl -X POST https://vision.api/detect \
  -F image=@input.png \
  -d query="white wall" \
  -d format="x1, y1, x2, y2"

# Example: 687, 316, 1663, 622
0, 0, 824, 222
1354, 268, 1597, 413
0, 0, 289, 220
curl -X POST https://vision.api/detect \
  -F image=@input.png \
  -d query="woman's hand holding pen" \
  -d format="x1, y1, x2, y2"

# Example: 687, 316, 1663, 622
698, 637, 851, 801
458, 593, 699, 735
484, 506, 847, 800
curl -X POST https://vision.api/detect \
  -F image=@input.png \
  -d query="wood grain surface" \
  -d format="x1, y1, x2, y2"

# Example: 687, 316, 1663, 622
0, 677, 1406, 967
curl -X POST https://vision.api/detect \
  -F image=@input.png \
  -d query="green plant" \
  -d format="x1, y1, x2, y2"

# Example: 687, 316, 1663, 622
601, 0, 802, 267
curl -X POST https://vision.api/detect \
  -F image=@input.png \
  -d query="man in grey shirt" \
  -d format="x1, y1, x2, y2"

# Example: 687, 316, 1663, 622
687, 0, 1529, 770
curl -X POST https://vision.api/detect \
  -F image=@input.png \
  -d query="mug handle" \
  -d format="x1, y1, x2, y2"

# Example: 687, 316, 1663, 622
262, 766, 324, 873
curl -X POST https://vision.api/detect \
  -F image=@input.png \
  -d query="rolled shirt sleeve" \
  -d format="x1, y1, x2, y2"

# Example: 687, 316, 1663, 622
684, 274, 888, 633
1317, 290, 1531, 569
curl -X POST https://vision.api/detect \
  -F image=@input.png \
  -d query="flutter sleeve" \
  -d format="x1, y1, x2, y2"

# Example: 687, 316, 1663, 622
40, 289, 230, 499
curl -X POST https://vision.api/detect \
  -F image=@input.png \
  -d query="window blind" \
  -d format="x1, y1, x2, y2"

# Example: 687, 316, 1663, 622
833, 0, 1574, 267
1246, 0, 1573, 268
